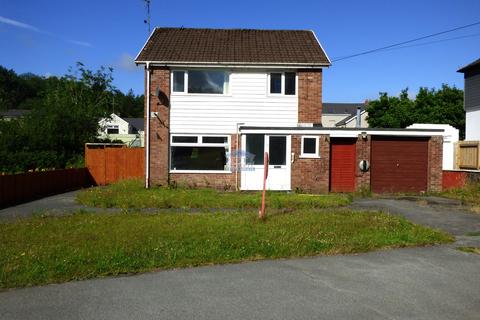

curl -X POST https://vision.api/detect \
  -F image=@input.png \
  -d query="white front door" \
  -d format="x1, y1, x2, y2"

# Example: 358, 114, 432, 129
240, 134, 291, 190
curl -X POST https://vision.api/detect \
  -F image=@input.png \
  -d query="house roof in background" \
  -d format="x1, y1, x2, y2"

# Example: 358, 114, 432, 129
457, 58, 480, 73
0, 109, 30, 118
135, 27, 331, 66
335, 110, 367, 126
322, 103, 366, 115
124, 118, 144, 132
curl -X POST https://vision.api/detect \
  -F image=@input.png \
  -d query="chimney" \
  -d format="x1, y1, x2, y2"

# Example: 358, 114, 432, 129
356, 106, 362, 128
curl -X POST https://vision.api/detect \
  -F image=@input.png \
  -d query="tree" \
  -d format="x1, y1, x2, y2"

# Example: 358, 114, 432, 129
0, 63, 115, 172
366, 85, 465, 138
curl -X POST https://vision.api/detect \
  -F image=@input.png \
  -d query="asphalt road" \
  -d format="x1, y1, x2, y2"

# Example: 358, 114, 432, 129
1, 245, 479, 320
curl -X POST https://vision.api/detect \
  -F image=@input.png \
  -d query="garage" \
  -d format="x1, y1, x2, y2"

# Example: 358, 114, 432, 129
371, 136, 429, 193
330, 138, 357, 192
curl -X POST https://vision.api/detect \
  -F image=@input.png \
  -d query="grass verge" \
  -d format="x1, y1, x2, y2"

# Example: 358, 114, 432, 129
456, 247, 480, 255
442, 183, 480, 209
76, 179, 351, 209
0, 209, 452, 289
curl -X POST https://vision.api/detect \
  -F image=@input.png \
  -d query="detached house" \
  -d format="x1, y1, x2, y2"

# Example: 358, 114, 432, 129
457, 58, 480, 140
135, 27, 444, 193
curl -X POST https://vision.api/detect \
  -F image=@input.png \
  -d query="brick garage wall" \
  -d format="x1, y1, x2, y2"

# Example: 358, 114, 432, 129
147, 67, 170, 186
298, 69, 322, 124
170, 134, 238, 190
355, 135, 371, 191
291, 134, 329, 193
428, 136, 443, 192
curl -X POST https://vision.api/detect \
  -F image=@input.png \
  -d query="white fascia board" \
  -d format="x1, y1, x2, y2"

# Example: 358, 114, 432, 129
310, 30, 332, 67
239, 128, 444, 137
134, 27, 158, 63
134, 61, 329, 69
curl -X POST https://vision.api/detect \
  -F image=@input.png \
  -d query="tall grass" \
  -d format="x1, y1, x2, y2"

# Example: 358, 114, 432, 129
0, 209, 452, 289
76, 179, 351, 209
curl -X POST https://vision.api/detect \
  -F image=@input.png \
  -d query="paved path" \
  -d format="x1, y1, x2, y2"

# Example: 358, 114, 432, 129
0, 191, 85, 220
351, 196, 480, 236
1, 193, 480, 319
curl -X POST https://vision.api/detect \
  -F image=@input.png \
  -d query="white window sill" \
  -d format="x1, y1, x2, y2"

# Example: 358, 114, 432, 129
299, 154, 321, 159
169, 170, 232, 174
266, 93, 297, 97
171, 92, 232, 97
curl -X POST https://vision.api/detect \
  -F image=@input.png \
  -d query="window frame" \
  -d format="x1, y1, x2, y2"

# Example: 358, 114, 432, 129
300, 136, 320, 158
267, 72, 297, 96
171, 70, 230, 96
169, 134, 231, 173
106, 125, 119, 134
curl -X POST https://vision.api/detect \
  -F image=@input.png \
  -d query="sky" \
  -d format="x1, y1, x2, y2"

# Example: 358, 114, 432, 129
1, 0, 479, 102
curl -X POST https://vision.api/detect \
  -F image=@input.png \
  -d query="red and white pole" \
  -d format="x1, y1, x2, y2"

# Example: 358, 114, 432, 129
259, 152, 269, 219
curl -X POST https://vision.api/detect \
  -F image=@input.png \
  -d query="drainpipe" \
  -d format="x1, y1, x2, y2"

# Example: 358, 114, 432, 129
145, 62, 151, 189
356, 106, 361, 128
235, 122, 245, 191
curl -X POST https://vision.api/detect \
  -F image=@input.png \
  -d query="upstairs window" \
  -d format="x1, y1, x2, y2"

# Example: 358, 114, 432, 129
172, 70, 229, 94
270, 73, 282, 94
107, 125, 119, 134
268, 72, 296, 95
172, 71, 185, 92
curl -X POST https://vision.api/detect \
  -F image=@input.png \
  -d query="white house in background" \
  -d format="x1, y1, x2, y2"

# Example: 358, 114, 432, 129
407, 124, 459, 170
98, 113, 144, 147
458, 58, 480, 140
322, 103, 368, 128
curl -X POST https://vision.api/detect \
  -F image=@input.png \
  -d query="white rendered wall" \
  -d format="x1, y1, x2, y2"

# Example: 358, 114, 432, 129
407, 123, 459, 170
466, 108, 480, 141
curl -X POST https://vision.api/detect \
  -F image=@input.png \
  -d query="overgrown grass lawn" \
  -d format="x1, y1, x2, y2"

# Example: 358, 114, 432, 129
76, 179, 351, 209
442, 183, 480, 207
0, 210, 452, 289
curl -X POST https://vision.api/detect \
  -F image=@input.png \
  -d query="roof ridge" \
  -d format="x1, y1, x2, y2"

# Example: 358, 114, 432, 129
153, 26, 314, 32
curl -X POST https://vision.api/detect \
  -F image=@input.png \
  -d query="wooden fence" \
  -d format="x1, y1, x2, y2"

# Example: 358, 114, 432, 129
455, 141, 480, 170
0, 168, 93, 208
85, 144, 144, 185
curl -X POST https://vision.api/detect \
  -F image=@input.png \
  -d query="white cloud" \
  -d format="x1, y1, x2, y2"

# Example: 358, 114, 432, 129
68, 39, 93, 47
115, 53, 140, 72
0, 15, 42, 33
0, 15, 92, 48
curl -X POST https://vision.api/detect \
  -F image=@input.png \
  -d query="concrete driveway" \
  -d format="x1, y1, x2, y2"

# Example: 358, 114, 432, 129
0, 195, 479, 319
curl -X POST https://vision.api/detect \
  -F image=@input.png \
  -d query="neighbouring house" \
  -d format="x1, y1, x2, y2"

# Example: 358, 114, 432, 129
135, 27, 444, 193
0, 109, 30, 121
322, 103, 368, 128
457, 58, 480, 141
98, 113, 144, 147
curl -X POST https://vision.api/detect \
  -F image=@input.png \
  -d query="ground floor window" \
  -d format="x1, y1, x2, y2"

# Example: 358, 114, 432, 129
301, 136, 319, 158
170, 135, 230, 172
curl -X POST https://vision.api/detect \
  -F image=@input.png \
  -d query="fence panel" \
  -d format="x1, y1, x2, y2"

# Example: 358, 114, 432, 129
85, 145, 144, 186
0, 168, 92, 208
455, 141, 480, 170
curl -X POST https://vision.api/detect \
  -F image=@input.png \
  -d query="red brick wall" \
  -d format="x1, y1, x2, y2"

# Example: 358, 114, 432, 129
170, 134, 237, 190
428, 136, 443, 192
291, 134, 329, 193
147, 67, 170, 186
298, 69, 322, 124
355, 135, 371, 191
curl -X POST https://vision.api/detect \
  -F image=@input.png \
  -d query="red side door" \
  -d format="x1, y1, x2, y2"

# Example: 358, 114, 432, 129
330, 138, 356, 192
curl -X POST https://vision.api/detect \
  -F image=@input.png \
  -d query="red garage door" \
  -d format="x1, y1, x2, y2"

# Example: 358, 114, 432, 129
330, 138, 356, 192
371, 136, 429, 193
